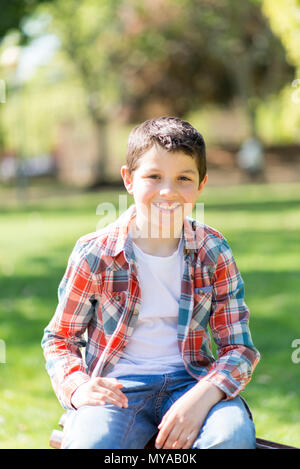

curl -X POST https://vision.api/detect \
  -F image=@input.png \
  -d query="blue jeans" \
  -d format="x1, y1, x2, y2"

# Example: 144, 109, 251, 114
62, 369, 256, 449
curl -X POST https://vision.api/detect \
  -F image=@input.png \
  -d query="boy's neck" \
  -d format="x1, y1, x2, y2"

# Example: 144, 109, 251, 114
132, 235, 181, 257
129, 218, 182, 257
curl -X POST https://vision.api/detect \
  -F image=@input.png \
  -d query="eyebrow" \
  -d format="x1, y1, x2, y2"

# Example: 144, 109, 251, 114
181, 169, 197, 174
144, 168, 197, 175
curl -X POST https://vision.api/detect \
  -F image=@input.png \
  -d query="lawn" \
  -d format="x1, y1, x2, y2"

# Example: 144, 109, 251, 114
0, 181, 300, 449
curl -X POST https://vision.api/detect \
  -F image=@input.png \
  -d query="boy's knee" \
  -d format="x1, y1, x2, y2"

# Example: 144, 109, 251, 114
63, 433, 121, 449
62, 405, 122, 449
193, 397, 256, 449
205, 423, 255, 449
194, 420, 256, 449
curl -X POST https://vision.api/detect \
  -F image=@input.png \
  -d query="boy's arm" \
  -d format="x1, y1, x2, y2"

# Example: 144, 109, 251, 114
41, 240, 96, 410
155, 380, 225, 449
202, 237, 260, 399
156, 237, 260, 449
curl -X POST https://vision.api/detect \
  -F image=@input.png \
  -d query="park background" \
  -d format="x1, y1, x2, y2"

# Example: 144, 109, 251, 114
0, 0, 300, 449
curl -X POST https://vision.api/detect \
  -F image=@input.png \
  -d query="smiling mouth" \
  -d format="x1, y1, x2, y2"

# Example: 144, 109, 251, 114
152, 202, 181, 211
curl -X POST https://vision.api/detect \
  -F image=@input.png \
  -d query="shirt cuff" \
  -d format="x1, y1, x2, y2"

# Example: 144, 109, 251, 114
61, 371, 91, 410
201, 369, 244, 400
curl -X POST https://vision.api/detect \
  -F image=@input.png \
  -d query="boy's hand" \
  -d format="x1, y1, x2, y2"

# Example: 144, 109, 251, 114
155, 381, 225, 449
71, 377, 128, 410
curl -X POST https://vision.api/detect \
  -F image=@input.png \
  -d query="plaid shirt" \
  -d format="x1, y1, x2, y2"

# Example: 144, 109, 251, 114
42, 205, 260, 410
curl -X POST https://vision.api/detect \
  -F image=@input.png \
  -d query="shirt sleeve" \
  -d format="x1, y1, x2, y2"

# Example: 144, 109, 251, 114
202, 238, 260, 399
41, 239, 97, 409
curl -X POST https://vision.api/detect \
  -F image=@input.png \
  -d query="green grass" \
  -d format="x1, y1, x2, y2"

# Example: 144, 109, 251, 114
0, 182, 300, 448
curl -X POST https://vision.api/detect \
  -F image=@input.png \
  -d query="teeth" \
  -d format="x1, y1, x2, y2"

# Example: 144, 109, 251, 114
153, 203, 180, 210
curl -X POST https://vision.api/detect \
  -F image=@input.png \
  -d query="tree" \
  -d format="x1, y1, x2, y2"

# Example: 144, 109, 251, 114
0, 0, 56, 154
262, 0, 300, 108
243, 0, 300, 143
44, 0, 126, 183
44, 0, 294, 183
1, 0, 294, 183
116, 0, 294, 138
262, 0, 300, 70
0, 0, 55, 42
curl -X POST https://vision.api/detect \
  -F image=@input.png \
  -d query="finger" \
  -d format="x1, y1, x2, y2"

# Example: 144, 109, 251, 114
163, 423, 192, 449
91, 398, 106, 406
157, 408, 171, 429
102, 385, 128, 403
77, 397, 106, 408
161, 427, 182, 449
155, 420, 175, 449
97, 378, 128, 396
95, 388, 129, 408
82, 393, 121, 409
93, 381, 128, 407
180, 432, 196, 449
98, 377, 124, 389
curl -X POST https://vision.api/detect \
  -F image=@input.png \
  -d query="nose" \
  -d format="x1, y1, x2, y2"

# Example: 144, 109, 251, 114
159, 180, 177, 198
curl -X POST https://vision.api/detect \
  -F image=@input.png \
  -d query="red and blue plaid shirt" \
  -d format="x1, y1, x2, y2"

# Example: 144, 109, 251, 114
42, 205, 260, 410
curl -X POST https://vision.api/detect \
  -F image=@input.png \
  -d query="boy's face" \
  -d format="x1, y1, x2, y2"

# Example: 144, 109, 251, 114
121, 145, 207, 238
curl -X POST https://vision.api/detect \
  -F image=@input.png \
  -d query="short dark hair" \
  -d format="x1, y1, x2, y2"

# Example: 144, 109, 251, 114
126, 116, 206, 183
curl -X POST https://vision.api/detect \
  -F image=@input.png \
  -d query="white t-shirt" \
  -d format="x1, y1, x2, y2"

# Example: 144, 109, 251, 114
106, 237, 185, 377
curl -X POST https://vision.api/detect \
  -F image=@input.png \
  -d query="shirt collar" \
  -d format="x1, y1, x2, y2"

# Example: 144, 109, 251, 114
101, 204, 200, 259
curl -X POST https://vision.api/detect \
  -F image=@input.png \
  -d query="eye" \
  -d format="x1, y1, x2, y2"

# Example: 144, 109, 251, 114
178, 176, 192, 181
147, 174, 160, 179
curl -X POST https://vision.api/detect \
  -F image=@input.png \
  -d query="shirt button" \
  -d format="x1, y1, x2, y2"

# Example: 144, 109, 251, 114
115, 294, 121, 301
191, 274, 194, 280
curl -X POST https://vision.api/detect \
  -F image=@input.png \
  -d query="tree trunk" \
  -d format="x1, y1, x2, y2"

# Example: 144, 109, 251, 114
87, 102, 109, 186
94, 118, 109, 185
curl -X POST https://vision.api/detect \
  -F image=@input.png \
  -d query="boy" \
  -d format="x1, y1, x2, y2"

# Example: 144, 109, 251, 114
42, 116, 260, 449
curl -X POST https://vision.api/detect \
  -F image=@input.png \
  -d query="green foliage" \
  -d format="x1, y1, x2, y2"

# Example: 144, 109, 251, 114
122, 0, 293, 121
259, 0, 300, 142
0, 0, 298, 162
45, 0, 125, 121
263, 0, 300, 67
0, 0, 55, 42
1, 51, 88, 156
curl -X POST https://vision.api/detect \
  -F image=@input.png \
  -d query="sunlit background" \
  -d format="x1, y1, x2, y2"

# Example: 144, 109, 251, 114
0, 0, 300, 449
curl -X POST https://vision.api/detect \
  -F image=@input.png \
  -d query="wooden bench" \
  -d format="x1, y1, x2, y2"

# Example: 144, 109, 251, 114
49, 413, 298, 449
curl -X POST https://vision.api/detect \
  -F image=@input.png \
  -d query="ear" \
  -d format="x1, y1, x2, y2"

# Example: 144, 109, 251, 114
197, 174, 208, 194
120, 165, 134, 194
